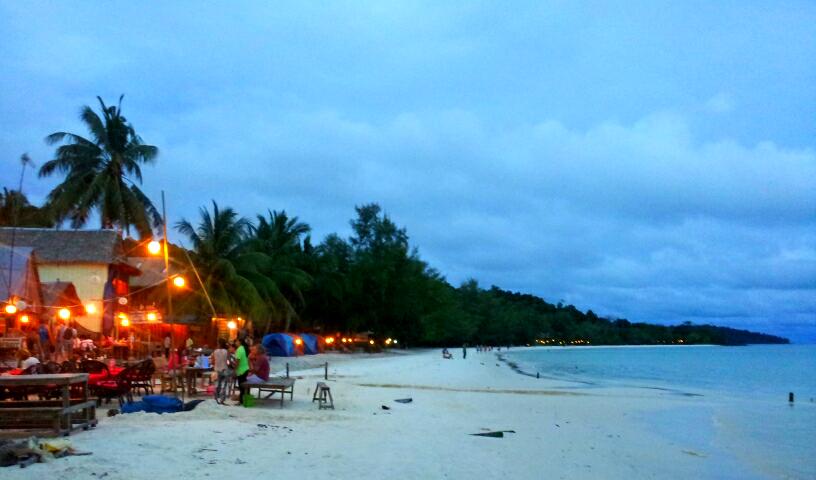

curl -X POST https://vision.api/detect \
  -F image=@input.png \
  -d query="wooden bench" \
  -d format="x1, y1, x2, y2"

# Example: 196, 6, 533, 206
312, 382, 334, 410
0, 373, 97, 437
245, 378, 295, 408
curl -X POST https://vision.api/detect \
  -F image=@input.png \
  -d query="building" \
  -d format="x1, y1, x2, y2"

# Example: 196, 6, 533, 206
0, 245, 42, 334
0, 228, 138, 334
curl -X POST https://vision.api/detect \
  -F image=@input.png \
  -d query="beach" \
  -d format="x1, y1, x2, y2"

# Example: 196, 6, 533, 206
5, 347, 810, 480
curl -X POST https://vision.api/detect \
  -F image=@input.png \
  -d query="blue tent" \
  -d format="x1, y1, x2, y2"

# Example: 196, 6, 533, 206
301, 334, 319, 355
262, 333, 296, 357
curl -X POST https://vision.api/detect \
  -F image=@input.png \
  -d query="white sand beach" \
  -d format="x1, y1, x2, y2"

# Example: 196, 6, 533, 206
3, 348, 797, 479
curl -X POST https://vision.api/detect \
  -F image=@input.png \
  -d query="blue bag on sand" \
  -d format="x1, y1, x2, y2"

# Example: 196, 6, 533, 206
121, 395, 184, 414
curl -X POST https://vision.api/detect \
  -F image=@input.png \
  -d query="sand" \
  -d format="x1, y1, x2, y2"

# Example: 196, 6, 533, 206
3, 348, 784, 479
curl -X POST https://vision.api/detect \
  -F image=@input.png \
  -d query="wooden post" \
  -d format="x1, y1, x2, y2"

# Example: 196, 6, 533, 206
324, 362, 328, 380
789, 392, 794, 403
286, 362, 289, 379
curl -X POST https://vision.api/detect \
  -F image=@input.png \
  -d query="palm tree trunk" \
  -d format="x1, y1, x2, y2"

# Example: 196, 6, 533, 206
284, 308, 292, 332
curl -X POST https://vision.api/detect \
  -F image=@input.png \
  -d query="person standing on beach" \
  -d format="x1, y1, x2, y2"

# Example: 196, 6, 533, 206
462, 344, 467, 359
164, 334, 171, 358
61, 322, 75, 362
212, 338, 232, 404
234, 339, 250, 406
38, 322, 51, 360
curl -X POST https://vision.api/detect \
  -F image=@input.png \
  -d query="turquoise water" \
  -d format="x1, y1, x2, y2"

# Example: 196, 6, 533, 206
506, 345, 816, 400
506, 345, 816, 479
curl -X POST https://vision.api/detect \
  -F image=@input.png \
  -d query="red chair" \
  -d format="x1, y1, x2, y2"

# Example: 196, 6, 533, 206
92, 364, 138, 407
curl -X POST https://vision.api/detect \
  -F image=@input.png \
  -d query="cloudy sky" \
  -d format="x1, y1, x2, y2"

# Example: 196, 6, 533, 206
1, 2, 814, 341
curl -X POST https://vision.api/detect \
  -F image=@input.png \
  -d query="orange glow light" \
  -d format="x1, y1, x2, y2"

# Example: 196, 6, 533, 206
294, 338, 303, 346
85, 303, 97, 315
58, 308, 71, 320
146, 312, 157, 322
4, 304, 16, 315
227, 320, 237, 330
325, 337, 334, 344
369, 340, 374, 345
147, 240, 162, 255
173, 276, 186, 288
20, 314, 29, 323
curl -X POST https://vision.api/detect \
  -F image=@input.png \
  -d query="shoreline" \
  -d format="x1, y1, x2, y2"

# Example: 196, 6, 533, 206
5, 348, 810, 479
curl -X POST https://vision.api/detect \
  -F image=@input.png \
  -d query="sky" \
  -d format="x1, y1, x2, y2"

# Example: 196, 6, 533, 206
1, 1, 814, 341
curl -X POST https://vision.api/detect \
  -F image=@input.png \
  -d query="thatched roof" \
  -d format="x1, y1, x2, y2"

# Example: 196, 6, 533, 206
40, 281, 82, 310
0, 227, 122, 264
127, 257, 168, 287
0, 245, 42, 312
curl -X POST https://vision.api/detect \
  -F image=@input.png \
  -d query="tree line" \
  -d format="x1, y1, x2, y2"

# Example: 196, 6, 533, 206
1, 96, 789, 346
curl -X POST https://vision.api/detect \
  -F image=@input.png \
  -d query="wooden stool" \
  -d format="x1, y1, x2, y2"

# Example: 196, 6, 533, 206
312, 382, 334, 410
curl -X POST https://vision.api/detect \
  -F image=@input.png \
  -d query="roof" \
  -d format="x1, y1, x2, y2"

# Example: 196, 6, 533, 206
0, 245, 41, 310
40, 281, 82, 310
0, 227, 122, 264
127, 257, 168, 287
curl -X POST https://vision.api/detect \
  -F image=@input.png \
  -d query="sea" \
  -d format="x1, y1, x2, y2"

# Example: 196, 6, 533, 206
505, 345, 816, 479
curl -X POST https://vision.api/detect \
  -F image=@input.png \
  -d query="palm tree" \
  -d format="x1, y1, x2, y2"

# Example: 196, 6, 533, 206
245, 210, 312, 332
39, 95, 160, 237
0, 188, 54, 228
176, 201, 268, 321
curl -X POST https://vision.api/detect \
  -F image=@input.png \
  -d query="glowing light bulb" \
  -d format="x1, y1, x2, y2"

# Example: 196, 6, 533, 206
147, 240, 162, 255
173, 276, 186, 288
58, 308, 71, 320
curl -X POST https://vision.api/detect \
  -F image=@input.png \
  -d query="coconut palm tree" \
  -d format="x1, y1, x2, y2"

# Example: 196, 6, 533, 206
0, 188, 54, 228
245, 210, 312, 332
39, 95, 161, 237
176, 201, 268, 321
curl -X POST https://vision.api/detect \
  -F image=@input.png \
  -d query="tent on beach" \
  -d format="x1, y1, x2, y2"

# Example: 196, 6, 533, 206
262, 333, 296, 357
300, 333, 320, 355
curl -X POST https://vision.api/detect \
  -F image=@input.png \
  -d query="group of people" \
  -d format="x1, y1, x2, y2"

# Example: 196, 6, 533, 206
15, 321, 100, 364
209, 337, 270, 405
156, 333, 271, 406
441, 344, 508, 359
9, 324, 274, 406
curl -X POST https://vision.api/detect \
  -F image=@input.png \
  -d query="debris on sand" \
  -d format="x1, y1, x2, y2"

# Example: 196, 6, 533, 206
0, 437, 92, 468
394, 398, 413, 404
470, 430, 516, 438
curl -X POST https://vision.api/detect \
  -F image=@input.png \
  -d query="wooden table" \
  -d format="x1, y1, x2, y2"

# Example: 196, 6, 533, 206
246, 378, 296, 407
184, 367, 212, 395
0, 373, 97, 437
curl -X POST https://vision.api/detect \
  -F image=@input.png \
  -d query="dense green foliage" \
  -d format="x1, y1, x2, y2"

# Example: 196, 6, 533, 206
39, 95, 161, 237
0, 188, 54, 228
173, 201, 788, 346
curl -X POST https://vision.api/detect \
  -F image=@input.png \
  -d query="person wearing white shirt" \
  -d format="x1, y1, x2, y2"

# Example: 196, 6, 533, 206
19, 350, 40, 370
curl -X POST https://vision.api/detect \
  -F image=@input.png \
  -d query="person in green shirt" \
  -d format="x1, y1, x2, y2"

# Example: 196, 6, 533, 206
234, 339, 250, 405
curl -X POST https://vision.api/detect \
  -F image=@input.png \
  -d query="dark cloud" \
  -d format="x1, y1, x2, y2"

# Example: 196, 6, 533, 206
1, 1, 814, 341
